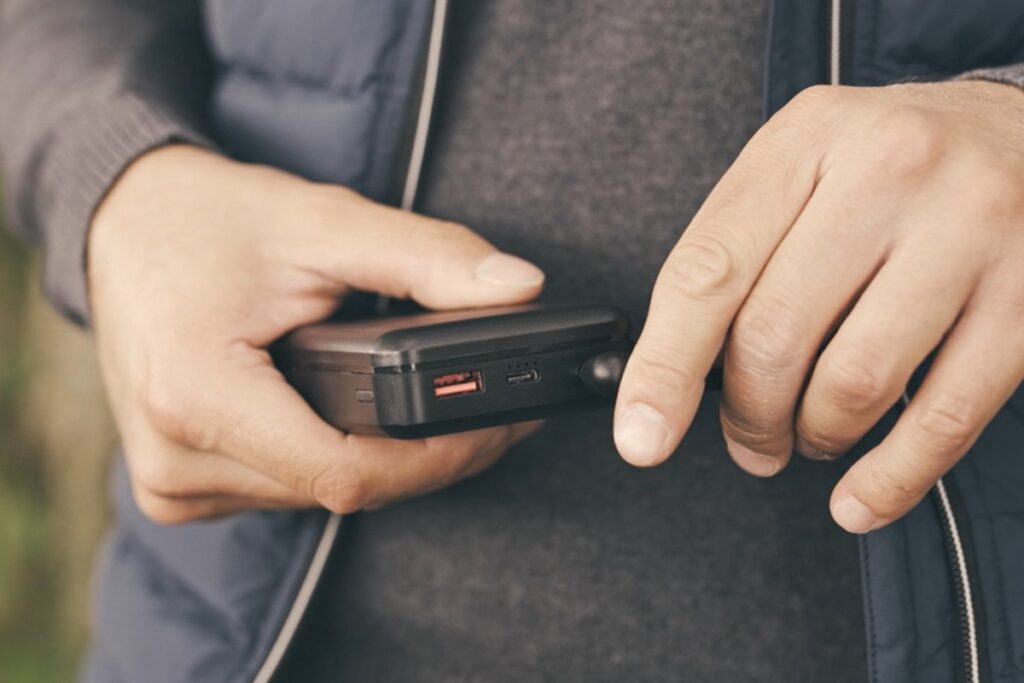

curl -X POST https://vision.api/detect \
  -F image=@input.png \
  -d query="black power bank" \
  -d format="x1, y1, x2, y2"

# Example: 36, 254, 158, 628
273, 303, 632, 439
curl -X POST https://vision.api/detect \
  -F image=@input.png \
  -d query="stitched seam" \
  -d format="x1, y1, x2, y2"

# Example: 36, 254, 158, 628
903, 517, 920, 680
898, 393, 922, 679
364, 2, 428, 202
965, 456, 1020, 678
869, 0, 881, 85
241, 513, 339, 683
863, 535, 881, 683
759, 0, 777, 120
363, 6, 414, 201
89, 535, 131, 683
119, 529, 243, 649
778, 1, 792, 107
219, 61, 382, 100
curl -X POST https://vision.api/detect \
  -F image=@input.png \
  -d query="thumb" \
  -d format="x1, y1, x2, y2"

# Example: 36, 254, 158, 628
302, 191, 545, 309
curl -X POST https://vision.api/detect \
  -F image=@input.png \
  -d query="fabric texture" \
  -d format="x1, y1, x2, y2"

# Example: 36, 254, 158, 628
2, 0, 1024, 682
0, 0, 213, 326
274, 2, 867, 680
959, 64, 1024, 90
204, 0, 434, 203
85, 462, 332, 683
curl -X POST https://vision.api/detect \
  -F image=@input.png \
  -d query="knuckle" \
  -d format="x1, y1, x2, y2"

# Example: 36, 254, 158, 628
140, 380, 184, 434
758, 86, 844, 153
141, 377, 218, 452
862, 459, 923, 512
721, 410, 786, 454
913, 392, 980, 453
817, 343, 896, 414
781, 85, 847, 123
961, 162, 1023, 220
133, 488, 202, 525
631, 343, 705, 396
306, 181, 360, 217
310, 469, 367, 515
133, 456, 190, 499
424, 218, 481, 250
795, 424, 849, 457
729, 300, 806, 377
864, 107, 946, 179
659, 234, 741, 299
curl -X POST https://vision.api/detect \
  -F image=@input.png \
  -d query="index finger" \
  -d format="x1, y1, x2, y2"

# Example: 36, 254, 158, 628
613, 88, 833, 467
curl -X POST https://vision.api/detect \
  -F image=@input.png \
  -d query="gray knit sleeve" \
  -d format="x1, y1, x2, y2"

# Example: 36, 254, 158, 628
0, 0, 215, 326
956, 64, 1024, 90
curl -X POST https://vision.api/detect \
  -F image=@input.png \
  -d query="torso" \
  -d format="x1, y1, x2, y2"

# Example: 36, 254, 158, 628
277, 2, 867, 680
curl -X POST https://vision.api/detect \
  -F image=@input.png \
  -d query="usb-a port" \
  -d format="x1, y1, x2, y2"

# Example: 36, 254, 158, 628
433, 371, 484, 398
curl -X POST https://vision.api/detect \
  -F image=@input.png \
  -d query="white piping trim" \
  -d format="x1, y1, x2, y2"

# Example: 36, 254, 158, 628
900, 392, 980, 683
829, 0, 841, 85
251, 3, 450, 679
935, 479, 981, 683
400, 0, 449, 212
252, 514, 342, 683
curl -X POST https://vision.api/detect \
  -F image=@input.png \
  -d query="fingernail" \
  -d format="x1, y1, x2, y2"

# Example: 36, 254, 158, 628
795, 437, 839, 462
724, 437, 781, 477
474, 253, 546, 288
615, 403, 671, 467
832, 495, 878, 534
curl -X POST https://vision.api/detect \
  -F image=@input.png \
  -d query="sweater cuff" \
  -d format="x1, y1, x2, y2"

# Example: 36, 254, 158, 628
35, 92, 213, 327
954, 64, 1024, 91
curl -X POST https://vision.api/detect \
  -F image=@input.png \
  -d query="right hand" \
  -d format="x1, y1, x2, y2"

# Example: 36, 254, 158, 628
88, 145, 545, 524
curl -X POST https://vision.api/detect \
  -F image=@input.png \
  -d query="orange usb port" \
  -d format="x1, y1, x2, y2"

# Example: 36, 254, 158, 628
433, 371, 484, 398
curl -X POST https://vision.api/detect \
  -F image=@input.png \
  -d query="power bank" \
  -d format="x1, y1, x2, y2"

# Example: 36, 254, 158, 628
273, 303, 632, 438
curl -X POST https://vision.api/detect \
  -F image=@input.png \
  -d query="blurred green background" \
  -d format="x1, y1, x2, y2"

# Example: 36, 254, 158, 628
0, 194, 116, 681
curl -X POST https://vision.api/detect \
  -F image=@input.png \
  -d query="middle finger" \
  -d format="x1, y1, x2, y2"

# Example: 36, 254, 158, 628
721, 176, 891, 475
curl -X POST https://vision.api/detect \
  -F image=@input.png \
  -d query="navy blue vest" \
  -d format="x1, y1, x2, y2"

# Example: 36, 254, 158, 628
87, 3, 1024, 682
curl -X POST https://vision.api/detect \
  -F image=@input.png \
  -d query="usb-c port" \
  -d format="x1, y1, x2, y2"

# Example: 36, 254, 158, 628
506, 369, 540, 385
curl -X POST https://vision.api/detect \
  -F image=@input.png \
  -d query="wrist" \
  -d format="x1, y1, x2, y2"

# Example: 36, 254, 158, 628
87, 145, 245, 303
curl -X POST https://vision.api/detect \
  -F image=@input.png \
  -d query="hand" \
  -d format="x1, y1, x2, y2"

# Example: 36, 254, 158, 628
89, 146, 545, 524
614, 81, 1024, 533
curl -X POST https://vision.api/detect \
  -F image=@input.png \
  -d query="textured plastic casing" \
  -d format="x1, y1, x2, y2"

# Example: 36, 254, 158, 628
273, 303, 631, 438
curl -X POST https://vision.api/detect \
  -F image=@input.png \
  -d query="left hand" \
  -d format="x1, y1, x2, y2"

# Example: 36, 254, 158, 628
614, 80, 1024, 533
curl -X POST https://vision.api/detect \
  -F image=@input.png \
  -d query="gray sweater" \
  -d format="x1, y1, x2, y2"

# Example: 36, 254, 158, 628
276, 2, 867, 681
0, 0, 213, 326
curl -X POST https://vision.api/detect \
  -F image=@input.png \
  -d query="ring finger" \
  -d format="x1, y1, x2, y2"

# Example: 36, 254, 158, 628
795, 218, 982, 459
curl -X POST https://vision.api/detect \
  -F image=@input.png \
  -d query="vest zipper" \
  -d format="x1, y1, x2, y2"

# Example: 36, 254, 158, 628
823, 0, 856, 87
898, 394, 984, 683
251, 2, 451, 681
933, 478, 984, 683
251, 514, 341, 683
400, 0, 450, 211
825, 0, 854, 87
833, 0, 981, 674
827, 0, 842, 85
